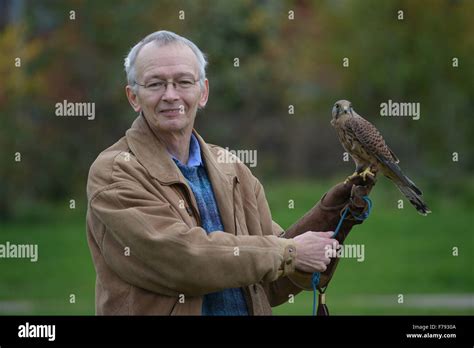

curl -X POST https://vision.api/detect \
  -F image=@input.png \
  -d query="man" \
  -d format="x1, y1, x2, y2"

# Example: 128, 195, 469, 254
86, 30, 372, 315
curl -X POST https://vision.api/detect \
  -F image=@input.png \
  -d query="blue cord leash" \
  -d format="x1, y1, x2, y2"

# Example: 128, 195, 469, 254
311, 195, 373, 315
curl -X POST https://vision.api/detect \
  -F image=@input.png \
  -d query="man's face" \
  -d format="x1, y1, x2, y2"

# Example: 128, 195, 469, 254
126, 42, 209, 134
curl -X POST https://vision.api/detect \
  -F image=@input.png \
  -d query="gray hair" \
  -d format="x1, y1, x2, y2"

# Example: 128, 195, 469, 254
124, 30, 208, 93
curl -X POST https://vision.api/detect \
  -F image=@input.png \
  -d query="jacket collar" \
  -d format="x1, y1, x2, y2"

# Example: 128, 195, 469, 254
125, 115, 238, 234
125, 114, 235, 183
125, 115, 182, 184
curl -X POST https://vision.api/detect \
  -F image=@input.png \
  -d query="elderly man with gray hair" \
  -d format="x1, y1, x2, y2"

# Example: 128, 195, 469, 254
86, 30, 373, 315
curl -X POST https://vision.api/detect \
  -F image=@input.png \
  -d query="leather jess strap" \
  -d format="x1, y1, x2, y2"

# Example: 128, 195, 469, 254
313, 194, 372, 315
315, 185, 373, 291
283, 179, 375, 315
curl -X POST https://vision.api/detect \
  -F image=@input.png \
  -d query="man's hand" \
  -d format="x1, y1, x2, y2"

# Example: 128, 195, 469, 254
293, 231, 339, 273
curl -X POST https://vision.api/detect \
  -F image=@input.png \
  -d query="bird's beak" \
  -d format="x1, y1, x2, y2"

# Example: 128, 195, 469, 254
343, 107, 349, 114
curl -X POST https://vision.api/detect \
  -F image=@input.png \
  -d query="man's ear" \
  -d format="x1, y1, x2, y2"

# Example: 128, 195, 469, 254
126, 85, 142, 113
198, 79, 209, 109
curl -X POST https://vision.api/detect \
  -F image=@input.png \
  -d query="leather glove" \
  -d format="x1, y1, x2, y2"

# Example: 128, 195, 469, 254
284, 174, 376, 290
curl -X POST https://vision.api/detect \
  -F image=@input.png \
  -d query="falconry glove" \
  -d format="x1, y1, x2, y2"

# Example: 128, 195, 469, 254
284, 175, 376, 291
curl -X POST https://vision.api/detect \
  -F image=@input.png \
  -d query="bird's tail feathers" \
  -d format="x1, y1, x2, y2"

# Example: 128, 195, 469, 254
381, 159, 430, 215
384, 160, 422, 195
396, 183, 431, 216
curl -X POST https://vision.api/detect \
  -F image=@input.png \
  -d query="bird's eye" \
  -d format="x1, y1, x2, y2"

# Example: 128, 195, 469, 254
335, 104, 339, 109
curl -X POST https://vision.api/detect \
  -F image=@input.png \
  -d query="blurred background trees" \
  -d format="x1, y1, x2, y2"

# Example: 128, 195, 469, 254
1, 0, 473, 219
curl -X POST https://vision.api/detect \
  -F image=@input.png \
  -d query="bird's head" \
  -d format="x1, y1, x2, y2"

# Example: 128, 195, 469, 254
332, 100, 353, 121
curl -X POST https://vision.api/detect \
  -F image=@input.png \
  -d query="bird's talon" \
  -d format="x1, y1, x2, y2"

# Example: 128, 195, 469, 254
344, 172, 359, 185
359, 168, 375, 181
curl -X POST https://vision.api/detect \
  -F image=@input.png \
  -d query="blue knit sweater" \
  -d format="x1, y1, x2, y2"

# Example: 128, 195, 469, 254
172, 134, 249, 316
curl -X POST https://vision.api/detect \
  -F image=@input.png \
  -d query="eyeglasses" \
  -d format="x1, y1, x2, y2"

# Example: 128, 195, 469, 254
134, 77, 199, 93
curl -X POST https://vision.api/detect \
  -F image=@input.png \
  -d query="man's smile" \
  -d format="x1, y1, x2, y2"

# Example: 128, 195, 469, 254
159, 108, 183, 116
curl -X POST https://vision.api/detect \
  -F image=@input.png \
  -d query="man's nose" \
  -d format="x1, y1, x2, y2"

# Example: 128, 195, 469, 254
161, 83, 180, 100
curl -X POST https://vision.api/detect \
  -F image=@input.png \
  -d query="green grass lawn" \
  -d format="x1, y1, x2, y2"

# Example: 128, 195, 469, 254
0, 207, 96, 315
0, 178, 473, 315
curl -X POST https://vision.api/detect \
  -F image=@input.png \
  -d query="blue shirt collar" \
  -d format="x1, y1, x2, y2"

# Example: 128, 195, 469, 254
171, 133, 202, 167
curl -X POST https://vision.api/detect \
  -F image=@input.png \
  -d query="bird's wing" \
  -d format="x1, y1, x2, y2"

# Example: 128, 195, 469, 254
346, 116, 399, 164
388, 147, 400, 164
347, 116, 422, 196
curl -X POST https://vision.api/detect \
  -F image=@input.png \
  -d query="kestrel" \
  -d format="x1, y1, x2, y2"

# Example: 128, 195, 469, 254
331, 100, 431, 215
